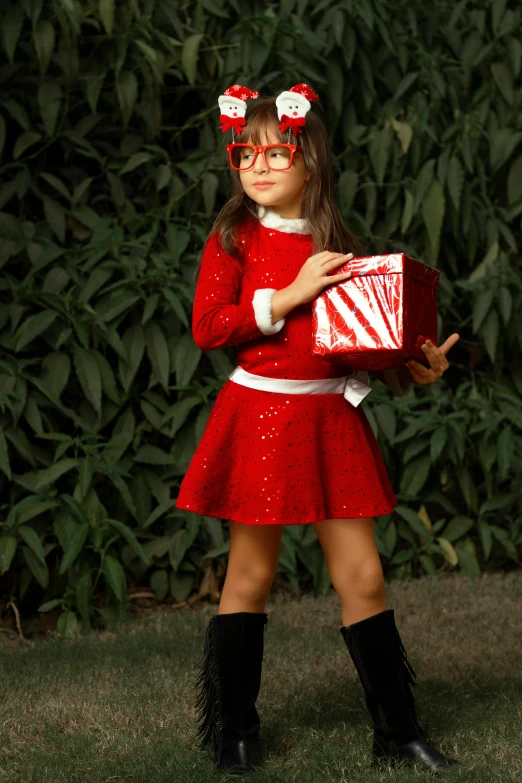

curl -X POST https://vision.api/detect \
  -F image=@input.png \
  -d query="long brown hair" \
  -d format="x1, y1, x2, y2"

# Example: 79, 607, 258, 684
193, 96, 363, 285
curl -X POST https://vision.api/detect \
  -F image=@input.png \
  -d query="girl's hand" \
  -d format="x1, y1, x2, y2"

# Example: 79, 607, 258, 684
404, 333, 460, 384
289, 251, 354, 305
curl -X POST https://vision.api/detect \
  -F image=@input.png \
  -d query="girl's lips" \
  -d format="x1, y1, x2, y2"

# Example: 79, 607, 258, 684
254, 183, 275, 189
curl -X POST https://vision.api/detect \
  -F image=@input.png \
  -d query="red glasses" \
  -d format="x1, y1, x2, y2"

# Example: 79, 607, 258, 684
227, 143, 303, 171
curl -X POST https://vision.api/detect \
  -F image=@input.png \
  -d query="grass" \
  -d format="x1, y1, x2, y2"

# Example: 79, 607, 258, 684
0, 570, 521, 782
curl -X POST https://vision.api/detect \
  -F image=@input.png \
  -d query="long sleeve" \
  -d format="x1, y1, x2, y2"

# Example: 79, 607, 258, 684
192, 232, 285, 352
370, 368, 413, 397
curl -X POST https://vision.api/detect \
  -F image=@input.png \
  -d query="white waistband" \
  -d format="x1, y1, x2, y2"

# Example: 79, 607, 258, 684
228, 366, 372, 407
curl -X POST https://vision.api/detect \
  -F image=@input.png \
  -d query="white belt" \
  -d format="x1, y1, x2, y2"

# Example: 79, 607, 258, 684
228, 366, 372, 407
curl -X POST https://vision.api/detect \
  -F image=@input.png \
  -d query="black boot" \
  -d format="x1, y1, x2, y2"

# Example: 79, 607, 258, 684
193, 611, 268, 773
340, 609, 458, 772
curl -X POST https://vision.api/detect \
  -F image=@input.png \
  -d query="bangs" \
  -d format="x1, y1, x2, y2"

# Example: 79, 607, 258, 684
240, 102, 288, 145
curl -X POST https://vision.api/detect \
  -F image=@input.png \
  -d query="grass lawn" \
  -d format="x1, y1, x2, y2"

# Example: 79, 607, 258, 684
0, 570, 521, 782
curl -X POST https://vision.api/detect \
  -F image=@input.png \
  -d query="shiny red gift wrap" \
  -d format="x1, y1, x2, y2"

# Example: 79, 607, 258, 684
311, 253, 439, 371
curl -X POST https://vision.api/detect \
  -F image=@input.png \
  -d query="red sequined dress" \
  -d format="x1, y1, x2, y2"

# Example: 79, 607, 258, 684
175, 207, 411, 526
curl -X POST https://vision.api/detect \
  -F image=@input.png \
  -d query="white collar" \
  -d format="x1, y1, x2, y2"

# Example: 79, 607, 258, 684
256, 205, 310, 235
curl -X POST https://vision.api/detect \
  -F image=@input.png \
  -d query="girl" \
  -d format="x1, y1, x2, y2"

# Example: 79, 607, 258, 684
176, 83, 460, 774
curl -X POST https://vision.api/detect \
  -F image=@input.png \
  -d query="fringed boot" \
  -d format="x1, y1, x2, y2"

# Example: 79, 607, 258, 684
193, 611, 268, 772
340, 608, 458, 772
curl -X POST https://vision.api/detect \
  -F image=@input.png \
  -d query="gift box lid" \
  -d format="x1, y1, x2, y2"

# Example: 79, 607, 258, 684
338, 253, 439, 290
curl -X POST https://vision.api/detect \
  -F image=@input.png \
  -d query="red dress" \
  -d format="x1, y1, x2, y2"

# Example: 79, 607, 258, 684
175, 216, 400, 526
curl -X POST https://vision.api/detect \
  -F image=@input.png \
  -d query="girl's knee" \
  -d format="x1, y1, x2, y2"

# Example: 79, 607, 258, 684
224, 566, 275, 603
334, 558, 385, 602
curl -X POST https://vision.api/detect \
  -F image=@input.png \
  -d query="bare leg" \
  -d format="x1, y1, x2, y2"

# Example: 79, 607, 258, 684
218, 521, 284, 614
313, 517, 387, 626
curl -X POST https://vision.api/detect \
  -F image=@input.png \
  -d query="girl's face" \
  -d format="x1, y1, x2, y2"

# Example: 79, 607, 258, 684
238, 125, 310, 218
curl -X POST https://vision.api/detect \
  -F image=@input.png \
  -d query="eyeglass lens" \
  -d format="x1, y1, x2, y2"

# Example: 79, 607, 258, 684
231, 145, 292, 170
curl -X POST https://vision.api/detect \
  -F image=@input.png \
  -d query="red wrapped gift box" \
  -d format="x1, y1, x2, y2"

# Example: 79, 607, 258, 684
311, 253, 439, 371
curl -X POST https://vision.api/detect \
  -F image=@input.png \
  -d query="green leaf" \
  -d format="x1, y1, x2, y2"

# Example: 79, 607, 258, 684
56, 611, 78, 637
338, 170, 359, 216
163, 290, 189, 329
174, 332, 201, 386
120, 153, 151, 175
389, 117, 413, 154
399, 455, 431, 497
15, 310, 58, 351
156, 164, 171, 191
151, 569, 169, 601
455, 543, 480, 578
447, 156, 464, 212
73, 346, 102, 415
107, 519, 149, 563
38, 84, 62, 138
13, 131, 42, 159
98, 0, 115, 35
430, 427, 447, 462
368, 126, 392, 185
441, 516, 474, 542
38, 598, 63, 612
182, 34, 204, 86
0, 115, 5, 160
34, 459, 78, 490
76, 571, 92, 627
106, 408, 135, 464
2, 6, 25, 63
491, 62, 514, 106
472, 289, 494, 333
145, 322, 170, 392
117, 71, 138, 127
498, 286, 512, 327
18, 525, 46, 565
394, 506, 430, 539
169, 529, 190, 573
497, 425, 514, 481
0, 425, 11, 480
392, 72, 419, 101
14, 497, 57, 526
0, 536, 17, 573
481, 309, 499, 363
33, 20, 55, 76
23, 546, 49, 588
103, 554, 126, 601
202, 172, 219, 216
422, 178, 445, 265
437, 537, 458, 567
118, 324, 145, 393
43, 197, 66, 244
507, 155, 522, 206
59, 523, 89, 574
134, 445, 173, 465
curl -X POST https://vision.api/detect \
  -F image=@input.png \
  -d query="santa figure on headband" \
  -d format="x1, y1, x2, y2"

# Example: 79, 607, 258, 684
218, 84, 259, 135
276, 83, 319, 135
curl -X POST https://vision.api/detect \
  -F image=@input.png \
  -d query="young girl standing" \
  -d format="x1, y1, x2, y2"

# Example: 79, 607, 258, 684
176, 83, 460, 774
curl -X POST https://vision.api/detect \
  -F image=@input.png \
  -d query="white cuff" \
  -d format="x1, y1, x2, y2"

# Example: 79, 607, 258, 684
382, 368, 413, 397
252, 288, 285, 335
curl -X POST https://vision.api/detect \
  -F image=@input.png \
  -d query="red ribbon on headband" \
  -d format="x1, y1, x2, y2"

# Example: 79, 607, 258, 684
219, 114, 246, 135
277, 114, 306, 135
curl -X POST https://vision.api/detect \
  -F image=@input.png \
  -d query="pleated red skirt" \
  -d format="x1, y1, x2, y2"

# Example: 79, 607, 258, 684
175, 379, 398, 526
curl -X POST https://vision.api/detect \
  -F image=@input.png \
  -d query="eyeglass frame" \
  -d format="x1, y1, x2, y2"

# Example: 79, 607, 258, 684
226, 143, 303, 171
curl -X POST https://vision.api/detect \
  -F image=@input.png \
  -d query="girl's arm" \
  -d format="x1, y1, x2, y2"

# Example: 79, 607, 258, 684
192, 232, 287, 351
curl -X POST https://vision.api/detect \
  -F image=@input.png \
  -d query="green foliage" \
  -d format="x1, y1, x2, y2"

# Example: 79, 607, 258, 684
0, 0, 521, 629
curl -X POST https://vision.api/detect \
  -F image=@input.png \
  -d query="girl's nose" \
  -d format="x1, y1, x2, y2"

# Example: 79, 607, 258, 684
293, 111, 297, 115
233, 112, 237, 116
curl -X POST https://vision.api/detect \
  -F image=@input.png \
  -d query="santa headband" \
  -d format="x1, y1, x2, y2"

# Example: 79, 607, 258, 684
218, 82, 319, 143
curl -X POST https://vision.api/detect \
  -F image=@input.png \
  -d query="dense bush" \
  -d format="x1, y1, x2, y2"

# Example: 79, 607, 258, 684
0, 0, 521, 633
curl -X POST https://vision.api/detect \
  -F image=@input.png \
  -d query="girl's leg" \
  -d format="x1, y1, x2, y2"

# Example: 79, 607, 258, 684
218, 521, 284, 614
315, 517, 458, 770
312, 517, 387, 626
